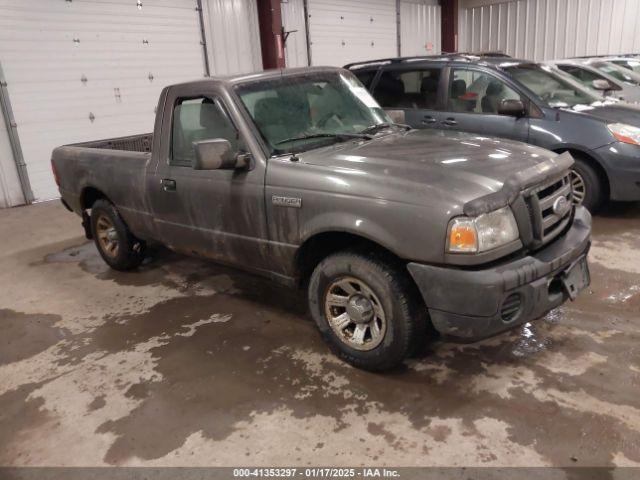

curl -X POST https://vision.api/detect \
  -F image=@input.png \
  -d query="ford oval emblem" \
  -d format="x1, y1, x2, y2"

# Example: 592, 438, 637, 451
552, 196, 570, 216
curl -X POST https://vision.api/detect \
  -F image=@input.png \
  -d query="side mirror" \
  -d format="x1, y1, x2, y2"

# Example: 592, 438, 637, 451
592, 79, 621, 92
192, 139, 238, 170
497, 99, 526, 117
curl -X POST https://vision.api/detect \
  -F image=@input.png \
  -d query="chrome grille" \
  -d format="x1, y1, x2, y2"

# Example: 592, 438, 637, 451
525, 172, 573, 247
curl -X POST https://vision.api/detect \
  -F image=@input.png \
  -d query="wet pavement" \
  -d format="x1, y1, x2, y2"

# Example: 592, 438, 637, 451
0, 201, 639, 467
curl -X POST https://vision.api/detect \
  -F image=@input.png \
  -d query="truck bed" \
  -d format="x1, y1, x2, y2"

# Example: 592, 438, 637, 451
69, 133, 153, 152
52, 133, 154, 239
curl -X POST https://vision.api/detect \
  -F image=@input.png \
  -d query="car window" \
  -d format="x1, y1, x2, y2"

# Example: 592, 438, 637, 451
171, 97, 238, 167
593, 62, 640, 85
372, 68, 442, 109
505, 65, 598, 108
612, 59, 640, 74
447, 69, 520, 114
352, 69, 377, 88
557, 65, 604, 86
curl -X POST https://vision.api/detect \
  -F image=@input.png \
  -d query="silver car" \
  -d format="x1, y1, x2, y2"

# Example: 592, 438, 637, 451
549, 59, 640, 104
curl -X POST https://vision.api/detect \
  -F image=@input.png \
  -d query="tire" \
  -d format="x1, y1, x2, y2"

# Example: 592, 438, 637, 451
571, 157, 604, 212
90, 199, 145, 271
308, 250, 428, 371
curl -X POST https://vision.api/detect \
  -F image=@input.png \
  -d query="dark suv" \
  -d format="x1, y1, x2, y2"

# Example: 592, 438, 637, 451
346, 55, 640, 210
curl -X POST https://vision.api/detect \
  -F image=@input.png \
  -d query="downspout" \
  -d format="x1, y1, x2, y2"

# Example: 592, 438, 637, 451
0, 61, 33, 205
303, 0, 312, 66
195, 0, 211, 77
396, 0, 401, 56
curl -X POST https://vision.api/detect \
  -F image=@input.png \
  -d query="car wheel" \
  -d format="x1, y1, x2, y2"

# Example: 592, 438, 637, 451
90, 199, 145, 271
308, 250, 428, 371
571, 157, 603, 211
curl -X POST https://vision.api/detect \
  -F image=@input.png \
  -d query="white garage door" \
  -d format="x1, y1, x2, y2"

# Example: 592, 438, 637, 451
0, 0, 206, 202
307, 0, 398, 67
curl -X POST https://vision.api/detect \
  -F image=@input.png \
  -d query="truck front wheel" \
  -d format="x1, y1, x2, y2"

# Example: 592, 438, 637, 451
90, 199, 145, 271
308, 251, 427, 371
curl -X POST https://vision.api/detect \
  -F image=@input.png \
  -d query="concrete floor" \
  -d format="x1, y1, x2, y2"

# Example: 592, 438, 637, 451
1, 200, 639, 468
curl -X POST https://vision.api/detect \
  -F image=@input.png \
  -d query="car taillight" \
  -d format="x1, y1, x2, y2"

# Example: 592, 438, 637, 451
51, 159, 60, 186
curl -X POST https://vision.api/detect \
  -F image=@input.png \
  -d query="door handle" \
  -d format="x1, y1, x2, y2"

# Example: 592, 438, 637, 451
442, 118, 458, 126
161, 178, 176, 191
421, 115, 437, 124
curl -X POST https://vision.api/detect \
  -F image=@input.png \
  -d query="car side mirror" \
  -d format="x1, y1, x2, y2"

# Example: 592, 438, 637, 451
192, 139, 240, 170
497, 99, 526, 117
592, 79, 621, 92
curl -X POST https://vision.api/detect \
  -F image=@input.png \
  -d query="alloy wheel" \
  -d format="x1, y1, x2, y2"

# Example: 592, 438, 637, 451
324, 276, 387, 351
95, 214, 119, 258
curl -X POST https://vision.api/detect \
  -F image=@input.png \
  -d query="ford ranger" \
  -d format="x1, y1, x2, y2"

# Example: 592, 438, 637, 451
52, 67, 592, 371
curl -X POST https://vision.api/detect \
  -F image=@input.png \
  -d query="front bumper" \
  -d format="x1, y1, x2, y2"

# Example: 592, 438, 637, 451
594, 142, 640, 201
407, 206, 592, 340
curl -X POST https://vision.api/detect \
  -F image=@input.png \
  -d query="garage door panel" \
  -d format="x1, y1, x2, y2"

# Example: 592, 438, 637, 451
308, 0, 397, 67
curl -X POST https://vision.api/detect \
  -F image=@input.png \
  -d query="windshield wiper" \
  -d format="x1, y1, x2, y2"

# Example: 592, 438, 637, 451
359, 122, 411, 135
275, 132, 371, 145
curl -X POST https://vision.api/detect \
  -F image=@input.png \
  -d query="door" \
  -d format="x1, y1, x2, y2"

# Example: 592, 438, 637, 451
371, 66, 446, 129
440, 67, 530, 142
148, 88, 270, 273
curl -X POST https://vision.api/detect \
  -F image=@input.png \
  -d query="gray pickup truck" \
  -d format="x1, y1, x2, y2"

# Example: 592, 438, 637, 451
52, 67, 592, 371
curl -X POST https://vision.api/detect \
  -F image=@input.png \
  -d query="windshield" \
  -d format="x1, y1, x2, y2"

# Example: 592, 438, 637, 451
550, 65, 601, 92
505, 64, 600, 108
593, 62, 640, 85
611, 59, 640, 74
235, 71, 390, 154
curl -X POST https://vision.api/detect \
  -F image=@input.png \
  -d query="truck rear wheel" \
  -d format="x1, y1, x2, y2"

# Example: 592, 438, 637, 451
90, 199, 145, 271
308, 251, 428, 371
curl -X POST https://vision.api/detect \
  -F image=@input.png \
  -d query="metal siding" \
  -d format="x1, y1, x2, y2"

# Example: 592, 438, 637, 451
0, 0, 205, 202
0, 103, 23, 208
400, 0, 441, 56
202, 0, 262, 75
282, 0, 309, 67
307, 0, 397, 66
459, 0, 640, 61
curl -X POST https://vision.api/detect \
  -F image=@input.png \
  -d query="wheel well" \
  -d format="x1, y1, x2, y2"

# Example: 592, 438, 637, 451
80, 187, 108, 210
295, 232, 403, 287
554, 148, 610, 198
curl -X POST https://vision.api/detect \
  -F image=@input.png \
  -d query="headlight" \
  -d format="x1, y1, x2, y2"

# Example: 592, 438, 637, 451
608, 123, 640, 145
447, 207, 519, 254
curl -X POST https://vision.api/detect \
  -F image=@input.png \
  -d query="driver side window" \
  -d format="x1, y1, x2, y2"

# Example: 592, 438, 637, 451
448, 69, 520, 115
171, 97, 239, 167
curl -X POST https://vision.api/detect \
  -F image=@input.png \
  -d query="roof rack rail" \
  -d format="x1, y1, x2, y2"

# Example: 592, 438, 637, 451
344, 53, 480, 69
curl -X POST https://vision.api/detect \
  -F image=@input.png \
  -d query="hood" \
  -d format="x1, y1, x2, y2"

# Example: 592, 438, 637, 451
561, 101, 640, 125
298, 129, 563, 211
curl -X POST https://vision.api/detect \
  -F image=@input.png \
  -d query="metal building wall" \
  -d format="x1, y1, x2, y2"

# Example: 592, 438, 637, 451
0, 99, 24, 208
201, 0, 263, 74
459, 0, 640, 61
400, 0, 441, 56
282, 0, 309, 68
307, 0, 398, 67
